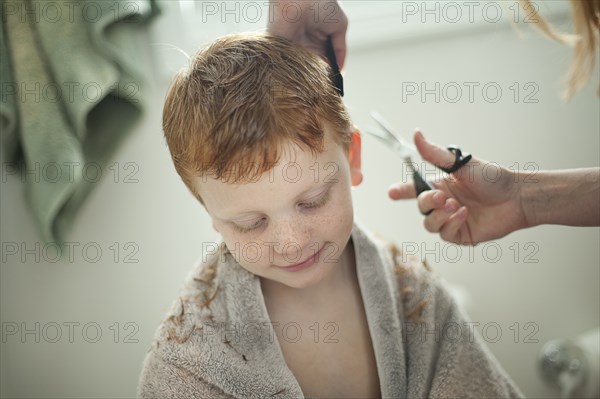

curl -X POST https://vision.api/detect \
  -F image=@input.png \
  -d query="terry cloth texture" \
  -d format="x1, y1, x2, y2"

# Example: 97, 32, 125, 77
1, 0, 160, 243
137, 222, 524, 398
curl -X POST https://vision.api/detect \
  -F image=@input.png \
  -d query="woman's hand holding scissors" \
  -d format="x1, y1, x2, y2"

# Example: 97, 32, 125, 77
388, 131, 531, 245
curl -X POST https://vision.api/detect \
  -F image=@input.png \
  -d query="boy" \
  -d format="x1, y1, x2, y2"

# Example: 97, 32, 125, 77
137, 33, 523, 398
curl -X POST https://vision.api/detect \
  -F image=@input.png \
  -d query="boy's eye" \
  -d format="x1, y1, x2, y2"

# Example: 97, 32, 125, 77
231, 189, 332, 234
233, 218, 265, 234
300, 190, 331, 210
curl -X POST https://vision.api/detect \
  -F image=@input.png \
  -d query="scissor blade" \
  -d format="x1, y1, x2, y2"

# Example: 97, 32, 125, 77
363, 128, 413, 159
369, 111, 417, 156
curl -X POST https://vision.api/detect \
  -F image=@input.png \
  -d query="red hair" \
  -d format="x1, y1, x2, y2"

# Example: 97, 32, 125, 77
162, 33, 353, 202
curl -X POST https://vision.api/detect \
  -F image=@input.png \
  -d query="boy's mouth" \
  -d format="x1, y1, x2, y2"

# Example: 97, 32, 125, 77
279, 246, 325, 272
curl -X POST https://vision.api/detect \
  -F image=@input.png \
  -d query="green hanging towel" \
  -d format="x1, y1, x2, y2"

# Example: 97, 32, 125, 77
1, 0, 161, 244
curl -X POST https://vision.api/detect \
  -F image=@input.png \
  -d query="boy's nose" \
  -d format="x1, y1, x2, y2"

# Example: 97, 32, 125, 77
270, 219, 311, 260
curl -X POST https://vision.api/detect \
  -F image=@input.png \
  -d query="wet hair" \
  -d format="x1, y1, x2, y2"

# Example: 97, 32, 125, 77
162, 33, 352, 202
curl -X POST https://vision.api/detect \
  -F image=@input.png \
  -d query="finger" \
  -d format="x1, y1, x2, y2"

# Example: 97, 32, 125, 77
388, 182, 416, 200
413, 130, 457, 173
329, 1, 348, 69
423, 198, 461, 233
331, 30, 347, 70
417, 190, 447, 215
439, 206, 469, 243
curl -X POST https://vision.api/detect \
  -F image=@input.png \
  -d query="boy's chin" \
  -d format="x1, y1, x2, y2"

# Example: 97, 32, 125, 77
256, 267, 320, 290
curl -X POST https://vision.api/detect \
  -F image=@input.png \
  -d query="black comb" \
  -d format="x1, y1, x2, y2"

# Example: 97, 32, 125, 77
325, 35, 344, 97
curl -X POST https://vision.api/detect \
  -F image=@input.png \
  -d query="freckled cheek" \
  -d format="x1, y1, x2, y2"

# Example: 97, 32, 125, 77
223, 234, 274, 268
242, 241, 261, 263
335, 191, 355, 236
317, 192, 354, 238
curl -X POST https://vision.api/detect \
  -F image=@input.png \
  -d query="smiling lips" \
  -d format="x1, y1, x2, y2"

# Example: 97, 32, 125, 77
279, 246, 325, 272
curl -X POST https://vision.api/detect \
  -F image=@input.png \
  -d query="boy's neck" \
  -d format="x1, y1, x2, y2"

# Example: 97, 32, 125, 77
260, 238, 358, 308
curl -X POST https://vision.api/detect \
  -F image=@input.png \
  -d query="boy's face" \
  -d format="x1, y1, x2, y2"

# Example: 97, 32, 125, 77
195, 128, 362, 290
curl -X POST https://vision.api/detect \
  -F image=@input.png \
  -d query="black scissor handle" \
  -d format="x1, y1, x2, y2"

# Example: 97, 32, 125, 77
438, 146, 472, 174
414, 170, 432, 197
405, 161, 432, 197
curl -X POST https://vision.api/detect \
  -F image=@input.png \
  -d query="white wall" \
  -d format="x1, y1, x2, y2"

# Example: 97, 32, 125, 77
1, 1, 598, 398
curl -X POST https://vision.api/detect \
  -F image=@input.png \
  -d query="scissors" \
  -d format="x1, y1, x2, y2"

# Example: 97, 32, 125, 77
365, 111, 433, 197
365, 111, 472, 206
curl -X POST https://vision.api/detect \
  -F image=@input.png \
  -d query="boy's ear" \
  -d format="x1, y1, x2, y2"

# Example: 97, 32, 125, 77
348, 130, 363, 187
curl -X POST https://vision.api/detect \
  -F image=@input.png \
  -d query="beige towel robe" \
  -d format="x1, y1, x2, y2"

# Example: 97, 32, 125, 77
137, 222, 523, 398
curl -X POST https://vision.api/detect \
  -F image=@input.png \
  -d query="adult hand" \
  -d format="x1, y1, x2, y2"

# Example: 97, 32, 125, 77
389, 131, 529, 245
267, 0, 348, 69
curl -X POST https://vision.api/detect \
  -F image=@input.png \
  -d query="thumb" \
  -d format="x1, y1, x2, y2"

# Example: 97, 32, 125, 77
414, 130, 457, 172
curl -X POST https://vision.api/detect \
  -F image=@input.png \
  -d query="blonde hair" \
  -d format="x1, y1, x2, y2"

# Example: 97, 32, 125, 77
162, 33, 352, 202
519, 0, 600, 98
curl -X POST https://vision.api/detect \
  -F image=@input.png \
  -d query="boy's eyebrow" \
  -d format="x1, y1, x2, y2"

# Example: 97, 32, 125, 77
219, 180, 336, 221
